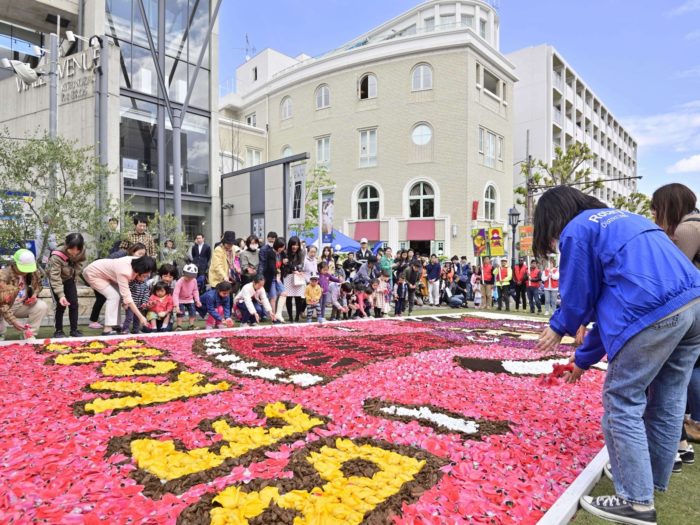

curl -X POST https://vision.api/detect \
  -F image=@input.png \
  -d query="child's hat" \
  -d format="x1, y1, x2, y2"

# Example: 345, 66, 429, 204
13, 249, 36, 273
309, 272, 319, 280
183, 263, 198, 277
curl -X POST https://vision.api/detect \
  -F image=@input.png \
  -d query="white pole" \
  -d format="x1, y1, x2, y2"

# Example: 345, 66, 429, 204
317, 187, 323, 251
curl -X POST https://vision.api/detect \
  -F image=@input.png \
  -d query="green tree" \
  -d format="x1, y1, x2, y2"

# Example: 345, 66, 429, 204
515, 143, 603, 208
0, 130, 121, 264
141, 210, 190, 266
613, 192, 652, 218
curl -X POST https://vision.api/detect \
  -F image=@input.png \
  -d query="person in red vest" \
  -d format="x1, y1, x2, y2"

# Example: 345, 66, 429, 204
542, 256, 560, 316
527, 260, 542, 314
480, 257, 494, 309
513, 258, 528, 311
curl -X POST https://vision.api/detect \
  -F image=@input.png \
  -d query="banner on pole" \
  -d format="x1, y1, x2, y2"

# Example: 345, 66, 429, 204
519, 225, 534, 256
321, 192, 334, 244
471, 200, 479, 221
488, 227, 505, 257
472, 228, 487, 257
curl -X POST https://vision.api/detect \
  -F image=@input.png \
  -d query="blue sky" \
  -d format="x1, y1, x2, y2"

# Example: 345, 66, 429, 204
218, 0, 700, 197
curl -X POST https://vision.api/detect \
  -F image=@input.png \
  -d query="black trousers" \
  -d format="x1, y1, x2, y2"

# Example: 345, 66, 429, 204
90, 290, 106, 322
514, 283, 527, 309
52, 278, 79, 332
497, 285, 510, 310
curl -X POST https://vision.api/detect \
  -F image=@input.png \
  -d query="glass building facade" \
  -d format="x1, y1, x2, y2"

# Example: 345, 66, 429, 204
107, 0, 212, 240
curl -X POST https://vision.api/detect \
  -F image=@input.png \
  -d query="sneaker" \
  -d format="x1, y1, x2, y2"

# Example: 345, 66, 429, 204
88, 321, 103, 329
579, 495, 657, 525
53, 330, 67, 339
679, 444, 695, 464
603, 463, 613, 481
673, 453, 683, 473
70, 330, 84, 338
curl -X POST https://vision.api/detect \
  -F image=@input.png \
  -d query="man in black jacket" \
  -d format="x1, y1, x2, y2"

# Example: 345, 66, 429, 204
191, 234, 211, 294
356, 238, 372, 264
402, 260, 422, 316
258, 232, 279, 293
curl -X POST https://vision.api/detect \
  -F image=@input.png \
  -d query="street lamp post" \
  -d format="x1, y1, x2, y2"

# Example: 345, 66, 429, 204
508, 207, 521, 268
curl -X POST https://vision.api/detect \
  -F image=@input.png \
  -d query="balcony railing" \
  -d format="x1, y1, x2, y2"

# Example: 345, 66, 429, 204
553, 107, 562, 125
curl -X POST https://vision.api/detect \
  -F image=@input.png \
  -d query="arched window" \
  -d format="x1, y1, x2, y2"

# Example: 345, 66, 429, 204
280, 97, 293, 120
412, 63, 433, 91
484, 185, 497, 220
357, 185, 380, 220
315, 84, 330, 109
411, 123, 433, 145
281, 145, 293, 158
359, 74, 377, 99
409, 182, 435, 218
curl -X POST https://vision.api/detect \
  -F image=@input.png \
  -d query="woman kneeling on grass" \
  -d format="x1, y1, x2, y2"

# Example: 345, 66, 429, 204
534, 186, 700, 525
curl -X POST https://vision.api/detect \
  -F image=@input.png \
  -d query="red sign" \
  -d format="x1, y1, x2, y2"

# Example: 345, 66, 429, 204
471, 200, 479, 221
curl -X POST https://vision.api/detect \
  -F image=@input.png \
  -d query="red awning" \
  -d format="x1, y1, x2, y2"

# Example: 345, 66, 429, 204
353, 221, 380, 241
406, 220, 435, 241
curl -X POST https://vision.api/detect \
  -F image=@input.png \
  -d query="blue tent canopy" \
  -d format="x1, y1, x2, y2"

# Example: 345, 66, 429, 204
290, 227, 361, 253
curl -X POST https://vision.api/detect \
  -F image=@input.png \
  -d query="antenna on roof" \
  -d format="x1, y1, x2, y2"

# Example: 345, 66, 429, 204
245, 34, 256, 62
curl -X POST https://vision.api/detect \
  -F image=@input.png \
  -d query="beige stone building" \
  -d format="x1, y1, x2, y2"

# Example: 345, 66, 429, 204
219, 0, 516, 257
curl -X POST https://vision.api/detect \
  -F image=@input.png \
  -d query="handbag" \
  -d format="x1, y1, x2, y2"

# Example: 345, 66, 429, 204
293, 273, 306, 286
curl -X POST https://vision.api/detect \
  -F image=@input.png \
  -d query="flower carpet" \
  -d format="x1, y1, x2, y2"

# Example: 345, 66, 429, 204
0, 315, 606, 524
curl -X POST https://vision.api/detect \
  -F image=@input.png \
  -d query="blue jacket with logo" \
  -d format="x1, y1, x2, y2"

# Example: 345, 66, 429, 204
549, 209, 700, 370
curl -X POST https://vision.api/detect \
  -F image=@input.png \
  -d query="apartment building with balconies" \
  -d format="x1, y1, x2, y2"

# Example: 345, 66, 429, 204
507, 44, 638, 210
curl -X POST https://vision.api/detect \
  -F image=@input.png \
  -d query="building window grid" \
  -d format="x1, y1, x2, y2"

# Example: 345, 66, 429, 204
411, 123, 433, 146
316, 136, 331, 165
359, 74, 377, 99
315, 84, 331, 109
280, 97, 293, 120
409, 182, 435, 218
484, 185, 497, 221
412, 63, 433, 91
359, 128, 377, 167
479, 127, 502, 168
246, 148, 261, 166
357, 185, 380, 220
245, 113, 256, 127
292, 181, 303, 220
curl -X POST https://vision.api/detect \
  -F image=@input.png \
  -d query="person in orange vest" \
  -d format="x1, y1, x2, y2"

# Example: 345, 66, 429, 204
542, 257, 560, 316
480, 257, 494, 309
513, 258, 528, 311
527, 260, 542, 314
495, 258, 513, 311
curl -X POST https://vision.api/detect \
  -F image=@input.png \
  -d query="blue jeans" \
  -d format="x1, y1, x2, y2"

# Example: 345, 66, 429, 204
689, 366, 700, 421
544, 290, 557, 311
603, 301, 700, 504
527, 287, 541, 312
239, 301, 266, 324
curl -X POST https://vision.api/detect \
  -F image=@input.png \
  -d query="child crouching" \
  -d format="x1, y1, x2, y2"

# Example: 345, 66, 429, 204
144, 281, 174, 331
197, 281, 234, 329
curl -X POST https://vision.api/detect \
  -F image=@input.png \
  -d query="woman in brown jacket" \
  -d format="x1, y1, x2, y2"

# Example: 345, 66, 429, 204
651, 183, 700, 451
47, 233, 86, 338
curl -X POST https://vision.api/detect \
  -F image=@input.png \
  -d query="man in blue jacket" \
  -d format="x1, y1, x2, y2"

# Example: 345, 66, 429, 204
534, 186, 700, 525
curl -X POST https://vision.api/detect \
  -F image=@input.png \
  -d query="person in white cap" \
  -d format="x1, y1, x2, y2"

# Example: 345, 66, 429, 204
0, 249, 48, 340
356, 238, 371, 265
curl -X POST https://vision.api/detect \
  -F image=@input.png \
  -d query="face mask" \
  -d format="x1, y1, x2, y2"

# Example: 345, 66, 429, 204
250, 244, 259, 250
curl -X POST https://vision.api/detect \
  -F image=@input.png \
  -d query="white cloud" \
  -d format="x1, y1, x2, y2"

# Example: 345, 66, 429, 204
685, 30, 700, 40
622, 105, 700, 152
668, 0, 700, 17
676, 66, 700, 78
667, 154, 700, 173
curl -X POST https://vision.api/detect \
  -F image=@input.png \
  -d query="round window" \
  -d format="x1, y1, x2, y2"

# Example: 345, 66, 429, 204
412, 124, 432, 146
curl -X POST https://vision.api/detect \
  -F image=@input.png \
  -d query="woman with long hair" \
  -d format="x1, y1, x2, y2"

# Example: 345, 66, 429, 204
534, 185, 700, 525
320, 245, 335, 274
651, 183, 700, 448
282, 236, 306, 322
